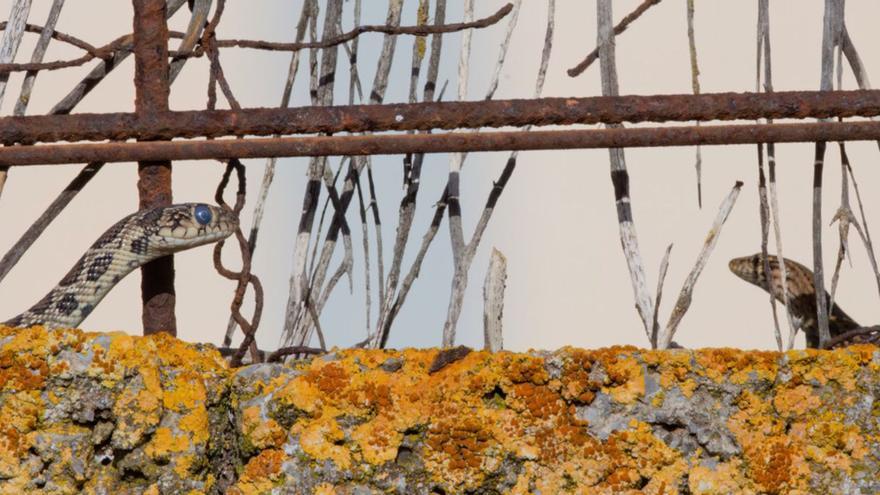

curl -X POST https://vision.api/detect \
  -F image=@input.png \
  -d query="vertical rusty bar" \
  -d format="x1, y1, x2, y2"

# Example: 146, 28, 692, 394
133, 0, 175, 336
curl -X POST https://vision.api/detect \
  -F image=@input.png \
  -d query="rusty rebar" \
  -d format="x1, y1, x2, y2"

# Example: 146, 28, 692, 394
4, 120, 880, 166
133, 0, 175, 336
1, 89, 879, 146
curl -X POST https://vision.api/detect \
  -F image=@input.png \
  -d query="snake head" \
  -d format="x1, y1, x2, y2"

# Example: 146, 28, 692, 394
147, 203, 238, 253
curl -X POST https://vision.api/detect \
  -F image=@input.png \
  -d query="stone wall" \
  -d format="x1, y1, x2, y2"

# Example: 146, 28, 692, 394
0, 326, 877, 494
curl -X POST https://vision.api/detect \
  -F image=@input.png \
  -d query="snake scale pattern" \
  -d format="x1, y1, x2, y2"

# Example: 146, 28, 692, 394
3, 203, 236, 330
729, 253, 860, 348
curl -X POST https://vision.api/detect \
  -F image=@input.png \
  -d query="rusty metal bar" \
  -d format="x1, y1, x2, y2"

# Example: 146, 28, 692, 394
133, 0, 176, 336
4, 120, 880, 165
1, 89, 880, 145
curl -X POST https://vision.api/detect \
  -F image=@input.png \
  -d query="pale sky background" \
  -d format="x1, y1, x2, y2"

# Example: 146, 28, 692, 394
2, 1, 880, 352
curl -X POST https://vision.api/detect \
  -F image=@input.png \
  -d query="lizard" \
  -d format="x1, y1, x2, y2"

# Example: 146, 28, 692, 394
728, 253, 860, 348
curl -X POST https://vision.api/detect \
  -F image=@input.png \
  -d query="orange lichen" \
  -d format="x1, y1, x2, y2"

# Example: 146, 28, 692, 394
589, 347, 646, 404
296, 414, 352, 469
240, 405, 286, 451
693, 348, 779, 384
228, 449, 285, 495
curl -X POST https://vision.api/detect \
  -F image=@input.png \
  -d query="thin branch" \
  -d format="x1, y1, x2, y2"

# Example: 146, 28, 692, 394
842, 153, 880, 298
282, 0, 340, 346
296, 0, 404, 347
375, 0, 448, 347
650, 244, 673, 349
812, 0, 845, 347
660, 182, 743, 348
686, 0, 702, 208
598, 0, 655, 340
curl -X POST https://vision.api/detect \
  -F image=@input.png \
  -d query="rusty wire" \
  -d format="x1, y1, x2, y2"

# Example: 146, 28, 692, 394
266, 345, 327, 363
0, 3, 512, 75
823, 326, 880, 349
212, 159, 264, 367
5, 120, 880, 166
567, 0, 663, 77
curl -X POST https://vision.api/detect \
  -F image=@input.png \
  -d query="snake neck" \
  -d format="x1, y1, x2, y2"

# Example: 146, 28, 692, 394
3, 211, 151, 329
4, 246, 145, 329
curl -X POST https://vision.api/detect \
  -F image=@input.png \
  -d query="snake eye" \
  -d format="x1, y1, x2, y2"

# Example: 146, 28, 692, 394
194, 204, 212, 225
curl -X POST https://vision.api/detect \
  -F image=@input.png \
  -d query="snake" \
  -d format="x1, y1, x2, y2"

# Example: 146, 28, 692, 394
729, 253, 860, 348
3, 203, 237, 330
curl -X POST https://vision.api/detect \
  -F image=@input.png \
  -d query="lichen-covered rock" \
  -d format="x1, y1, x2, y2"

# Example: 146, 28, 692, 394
0, 326, 227, 494
0, 326, 878, 494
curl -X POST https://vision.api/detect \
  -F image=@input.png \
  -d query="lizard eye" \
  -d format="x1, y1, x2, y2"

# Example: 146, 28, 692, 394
194, 204, 212, 225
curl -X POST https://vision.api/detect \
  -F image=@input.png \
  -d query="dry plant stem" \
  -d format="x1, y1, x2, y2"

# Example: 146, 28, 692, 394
829, 143, 855, 312
0, 0, 31, 105
365, 161, 384, 304
282, 0, 341, 347
598, 0, 655, 340
482, 248, 507, 351
394, 0, 552, 348
299, 0, 404, 346
375, 0, 448, 347
567, 0, 662, 77
841, 157, 880, 298
443, 0, 501, 347
13, 0, 64, 117
757, 148, 783, 351
686, 0, 702, 208
0, 0, 195, 284
660, 182, 743, 348
408, 0, 429, 104
812, 0, 845, 347
346, 0, 370, 342
768, 151, 798, 350
444, 0, 475, 345
442, 0, 551, 346
830, 16, 880, 296
650, 244, 672, 349
812, 142, 831, 346
841, 28, 871, 91
755, 0, 782, 351
0, 163, 102, 283
0, 0, 64, 198
485, 0, 522, 100
381, 195, 448, 346
0, 0, 32, 197
757, 0, 797, 350
356, 172, 372, 339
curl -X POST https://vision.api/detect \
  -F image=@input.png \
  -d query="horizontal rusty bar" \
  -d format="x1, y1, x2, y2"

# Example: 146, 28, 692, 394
2, 89, 880, 145
3, 120, 880, 166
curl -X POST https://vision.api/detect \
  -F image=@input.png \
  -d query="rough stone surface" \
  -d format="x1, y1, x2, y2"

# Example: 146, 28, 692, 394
0, 326, 878, 494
